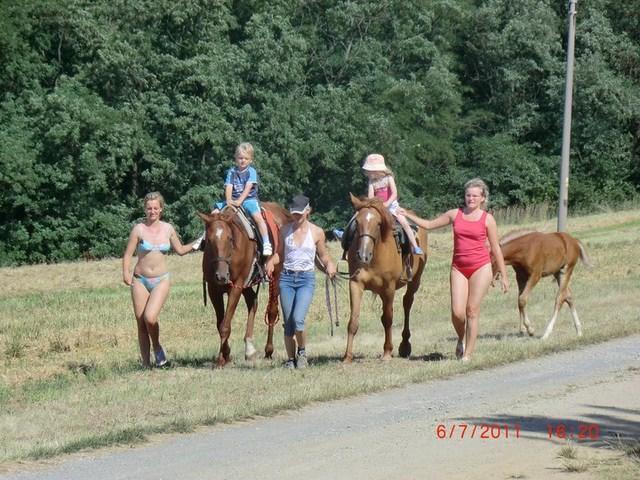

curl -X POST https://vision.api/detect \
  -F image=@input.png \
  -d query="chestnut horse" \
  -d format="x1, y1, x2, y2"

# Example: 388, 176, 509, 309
343, 194, 428, 362
197, 203, 290, 367
493, 230, 590, 340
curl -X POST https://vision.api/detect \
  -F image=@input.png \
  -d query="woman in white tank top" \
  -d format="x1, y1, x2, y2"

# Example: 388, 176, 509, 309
266, 194, 337, 369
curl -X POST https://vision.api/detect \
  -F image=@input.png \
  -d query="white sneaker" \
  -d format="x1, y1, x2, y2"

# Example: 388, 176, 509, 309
262, 243, 273, 256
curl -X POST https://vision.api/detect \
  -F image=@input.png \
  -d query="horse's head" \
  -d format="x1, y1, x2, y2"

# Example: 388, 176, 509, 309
197, 211, 237, 285
349, 193, 394, 265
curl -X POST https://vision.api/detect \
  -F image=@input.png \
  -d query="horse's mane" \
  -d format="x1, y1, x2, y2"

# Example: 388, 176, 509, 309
354, 197, 395, 240
500, 229, 537, 246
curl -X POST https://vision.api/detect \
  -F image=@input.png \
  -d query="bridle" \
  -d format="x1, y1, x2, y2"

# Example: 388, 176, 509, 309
356, 231, 378, 245
210, 255, 232, 268
205, 220, 238, 286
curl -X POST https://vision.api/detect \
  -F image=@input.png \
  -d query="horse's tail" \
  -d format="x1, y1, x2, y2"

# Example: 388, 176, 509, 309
577, 240, 592, 268
203, 277, 207, 306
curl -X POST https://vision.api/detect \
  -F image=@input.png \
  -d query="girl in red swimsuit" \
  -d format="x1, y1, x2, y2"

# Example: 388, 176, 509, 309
398, 178, 508, 362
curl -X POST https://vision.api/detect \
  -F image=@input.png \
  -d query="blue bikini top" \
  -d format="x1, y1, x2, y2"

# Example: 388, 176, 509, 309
138, 239, 170, 254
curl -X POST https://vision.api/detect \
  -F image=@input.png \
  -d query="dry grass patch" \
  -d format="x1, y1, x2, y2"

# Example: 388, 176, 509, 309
0, 208, 639, 464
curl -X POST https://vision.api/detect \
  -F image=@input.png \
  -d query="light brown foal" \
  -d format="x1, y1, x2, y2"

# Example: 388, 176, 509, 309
493, 230, 590, 340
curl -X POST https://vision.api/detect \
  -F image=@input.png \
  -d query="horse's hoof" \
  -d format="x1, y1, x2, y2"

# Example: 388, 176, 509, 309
342, 355, 353, 364
244, 340, 257, 360
398, 343, 411, 358
381, 353, 393, 361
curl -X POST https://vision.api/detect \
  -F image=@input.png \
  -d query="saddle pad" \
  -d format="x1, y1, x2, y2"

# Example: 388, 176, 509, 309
222, 205, 255, 240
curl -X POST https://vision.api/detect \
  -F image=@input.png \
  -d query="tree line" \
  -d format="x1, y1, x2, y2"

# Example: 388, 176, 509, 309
1, 0, 638, 265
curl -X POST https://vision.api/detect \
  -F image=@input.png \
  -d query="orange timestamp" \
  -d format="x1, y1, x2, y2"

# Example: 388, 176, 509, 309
436, 423, 521, 440
547, 422, 600, 440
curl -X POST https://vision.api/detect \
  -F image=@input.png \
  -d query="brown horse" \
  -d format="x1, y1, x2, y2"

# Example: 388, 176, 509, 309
343, 194, 428, 362
492, 230, 590, 340
197, 203, 290, 367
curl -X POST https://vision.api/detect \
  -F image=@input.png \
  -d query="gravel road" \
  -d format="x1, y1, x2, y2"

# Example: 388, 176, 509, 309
3, 335, 639, 480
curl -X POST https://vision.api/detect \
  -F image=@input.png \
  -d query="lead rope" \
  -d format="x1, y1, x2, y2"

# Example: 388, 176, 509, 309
324, 274, 339, 336
264, 274, 280, 326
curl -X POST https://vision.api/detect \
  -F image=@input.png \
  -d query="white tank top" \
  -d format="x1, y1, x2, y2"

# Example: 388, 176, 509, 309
283, 223, 316, 271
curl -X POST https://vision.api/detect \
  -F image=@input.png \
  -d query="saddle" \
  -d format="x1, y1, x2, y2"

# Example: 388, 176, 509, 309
220, 205, 281, 287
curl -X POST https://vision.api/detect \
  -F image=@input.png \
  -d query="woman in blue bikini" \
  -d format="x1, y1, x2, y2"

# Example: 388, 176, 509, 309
122, 192, 198, 368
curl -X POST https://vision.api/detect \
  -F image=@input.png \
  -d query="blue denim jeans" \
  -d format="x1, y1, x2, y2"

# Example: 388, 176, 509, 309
279, 270, 316, 336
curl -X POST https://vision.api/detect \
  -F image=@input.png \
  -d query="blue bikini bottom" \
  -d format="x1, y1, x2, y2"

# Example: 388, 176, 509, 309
133, 272, 170, 292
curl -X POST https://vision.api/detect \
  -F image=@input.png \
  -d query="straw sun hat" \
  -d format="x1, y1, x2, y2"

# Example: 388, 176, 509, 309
362, 154, 388, 172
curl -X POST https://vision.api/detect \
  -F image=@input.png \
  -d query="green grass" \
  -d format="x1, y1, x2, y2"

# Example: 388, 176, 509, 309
1, 208, 640, 465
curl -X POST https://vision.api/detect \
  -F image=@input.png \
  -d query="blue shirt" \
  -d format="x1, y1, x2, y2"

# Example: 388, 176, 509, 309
224, 166, 259, 200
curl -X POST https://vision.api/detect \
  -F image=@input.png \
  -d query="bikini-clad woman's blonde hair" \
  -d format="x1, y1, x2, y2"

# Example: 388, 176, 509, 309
143, 191, 165, 209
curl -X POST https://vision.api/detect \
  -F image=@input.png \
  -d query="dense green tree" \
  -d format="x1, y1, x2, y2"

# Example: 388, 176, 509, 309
0, 0, 638, 265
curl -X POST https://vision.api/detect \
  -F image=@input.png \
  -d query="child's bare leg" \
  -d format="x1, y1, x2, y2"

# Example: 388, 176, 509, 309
252, 213, 269, 238
397, 215, 419, 249
252, 213, 272, 255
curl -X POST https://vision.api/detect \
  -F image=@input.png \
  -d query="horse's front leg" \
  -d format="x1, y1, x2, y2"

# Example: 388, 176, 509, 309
263, 274, 280, 359
515, 268, 537, 336
242, 287, 258, 361
343, 280, 364, 363
217, 287, 243, 367
381, 289, 395, 360
399, 278, 420, 358
209, 285, 226, 363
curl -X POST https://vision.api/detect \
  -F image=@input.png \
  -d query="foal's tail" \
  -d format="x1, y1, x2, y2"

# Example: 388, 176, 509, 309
577, 240, 593, 268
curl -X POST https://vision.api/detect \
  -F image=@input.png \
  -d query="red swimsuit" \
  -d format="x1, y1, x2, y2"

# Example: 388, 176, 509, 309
452, 209, 490, 279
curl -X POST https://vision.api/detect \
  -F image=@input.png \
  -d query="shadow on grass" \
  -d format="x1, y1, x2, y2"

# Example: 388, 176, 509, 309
409, 352, 447, 362
312, 354, 358, 366
170, 356, 213, 369
446, 332, 530, 342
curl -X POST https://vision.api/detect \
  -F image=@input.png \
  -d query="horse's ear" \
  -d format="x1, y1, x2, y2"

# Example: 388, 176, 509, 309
349, 192, 361, 209
220, 212, 234, 223
197, 211, 213, 223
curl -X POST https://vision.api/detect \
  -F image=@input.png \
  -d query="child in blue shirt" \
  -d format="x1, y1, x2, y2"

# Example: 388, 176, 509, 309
212, 142, 272, 256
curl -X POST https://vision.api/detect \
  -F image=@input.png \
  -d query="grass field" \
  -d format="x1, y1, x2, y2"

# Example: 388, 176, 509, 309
1, 208, 639, 466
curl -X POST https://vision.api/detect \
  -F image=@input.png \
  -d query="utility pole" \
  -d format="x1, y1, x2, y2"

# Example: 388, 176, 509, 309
558, 0, 578, 232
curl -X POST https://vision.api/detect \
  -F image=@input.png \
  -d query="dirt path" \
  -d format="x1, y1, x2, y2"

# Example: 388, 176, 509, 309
2, 335, 639, 480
